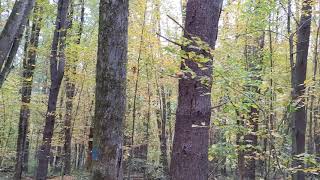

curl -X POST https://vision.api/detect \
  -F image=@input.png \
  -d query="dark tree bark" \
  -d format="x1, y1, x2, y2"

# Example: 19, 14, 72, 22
14, 3, 42, 180
0, 0, 35, 88
315, 98, 320, 159
36, 0, 70, 179
92, 0, 128, 179
291, 0, 312, 180
63, 0, 85, 175
170, 0, 223, 179
308, 17, 320, 155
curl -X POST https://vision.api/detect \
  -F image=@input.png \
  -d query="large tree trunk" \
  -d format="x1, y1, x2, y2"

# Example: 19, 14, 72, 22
308, 16, 320, 155
92, 0, 128, 179
36, 0, 70, 179
170, 0, 223, 179
291, 0, 312, 180
14, 4, 42, 180
0, 0, 35, 88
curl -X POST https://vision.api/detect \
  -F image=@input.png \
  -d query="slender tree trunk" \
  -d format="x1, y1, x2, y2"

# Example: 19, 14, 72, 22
144, 64, 152, 179
167, 90, 173, 164
239, 35, 264, 180
36, 0, 70, 179
160, 86, 169, 177
63, 0, 85, 175
170, 0, 223, 179
14, 4, 42, 179
21, 15, 31, 176
288, 0, 294, 87
127, 3, 147, 179
86, 127, 93, 171
291, 1, 312, 180
154, 70, 168, 178
92, 0, 128, 179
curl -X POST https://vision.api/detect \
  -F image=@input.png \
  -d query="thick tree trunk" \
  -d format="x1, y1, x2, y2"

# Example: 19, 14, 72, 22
308, 17, 320, 155
92, 0, 128, 179
36, 0, 70, 179
170, 0, 223, 179
14, 4, 42, 180
291, 0, 312, 180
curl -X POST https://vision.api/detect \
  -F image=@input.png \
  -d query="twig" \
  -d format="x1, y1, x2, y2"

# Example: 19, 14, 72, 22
211, 100, 229, 110
167, 15, 185, 31
278, 0, 299, 25
156, 33, 183, 47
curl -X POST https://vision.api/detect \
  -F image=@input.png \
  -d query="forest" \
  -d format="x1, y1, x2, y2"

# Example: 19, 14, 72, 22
0, 0, 319, 179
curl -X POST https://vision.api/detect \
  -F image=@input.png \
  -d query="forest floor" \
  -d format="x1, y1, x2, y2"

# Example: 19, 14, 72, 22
0, 171, 90, 180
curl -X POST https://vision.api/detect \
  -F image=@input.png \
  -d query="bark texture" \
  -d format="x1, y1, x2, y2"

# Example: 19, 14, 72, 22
291, 1, 312, 180
0, 0, 35, 88
170, 0, 223, 179
92, 0, 129, 179
36, 0, 70, 179
14, 4, 42, 180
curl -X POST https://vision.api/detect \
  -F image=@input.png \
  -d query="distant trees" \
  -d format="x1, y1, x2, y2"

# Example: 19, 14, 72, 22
0, 0, 319, 179
170, 0, 223, 179
92, 0, 129, 179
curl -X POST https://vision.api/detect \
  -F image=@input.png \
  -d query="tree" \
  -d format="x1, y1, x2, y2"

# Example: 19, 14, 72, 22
14, 2, 43, 179
291, 0, 313, 180
63, 0, 85, 175
36, 0, 70, 179
0, 0, 35, 88
170, 0, 223, 179
91, 0, 129, 179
